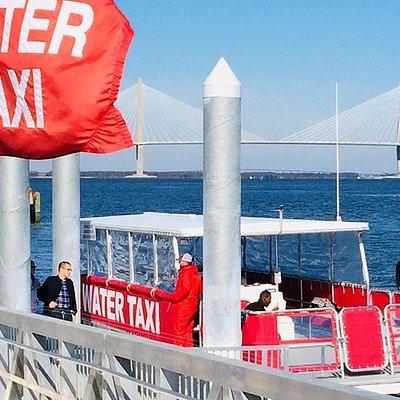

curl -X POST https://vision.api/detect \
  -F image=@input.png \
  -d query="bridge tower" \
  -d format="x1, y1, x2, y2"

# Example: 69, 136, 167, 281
135, 78, 145, 176
397, 146, 400, 176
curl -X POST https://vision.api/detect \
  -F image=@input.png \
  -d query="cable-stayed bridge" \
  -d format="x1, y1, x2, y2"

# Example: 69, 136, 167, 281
115, 80, 400, 174
117, 81, 400, 146
277, 86, 400, 147
116, 80, 263, 145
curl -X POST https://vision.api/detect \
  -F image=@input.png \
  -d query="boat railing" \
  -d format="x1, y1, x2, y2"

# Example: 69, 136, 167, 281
0, 306, 386, 400
241, 308, 343, 375
202, 345, 289, 371
280, 275, 399, 313
203, 342, 340, 376
237, 305, 400, 379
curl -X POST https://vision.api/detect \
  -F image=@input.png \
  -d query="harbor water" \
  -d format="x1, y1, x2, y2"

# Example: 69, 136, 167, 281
31, 177, 400, 290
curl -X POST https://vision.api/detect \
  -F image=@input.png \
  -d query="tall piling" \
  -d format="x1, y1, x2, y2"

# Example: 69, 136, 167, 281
203, 58, 242, 347
0, 157, 30, 311
52, 154, 81, 319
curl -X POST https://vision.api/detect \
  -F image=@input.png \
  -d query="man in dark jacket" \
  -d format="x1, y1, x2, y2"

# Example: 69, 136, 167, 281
38, 261, 77, 321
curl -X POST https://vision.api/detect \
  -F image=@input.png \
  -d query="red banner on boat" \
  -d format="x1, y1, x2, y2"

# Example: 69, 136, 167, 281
0, 0, 134, 159
81, 275, 177, 344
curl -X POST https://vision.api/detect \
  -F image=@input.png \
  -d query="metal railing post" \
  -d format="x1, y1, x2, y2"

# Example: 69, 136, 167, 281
0, 307, 392, 400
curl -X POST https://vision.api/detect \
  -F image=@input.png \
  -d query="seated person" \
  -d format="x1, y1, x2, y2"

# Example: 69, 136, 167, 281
246, 290, 277, 312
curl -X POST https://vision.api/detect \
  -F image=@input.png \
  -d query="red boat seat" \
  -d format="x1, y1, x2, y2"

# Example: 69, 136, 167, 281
333, 283, 367, 308
242, 313, 279, 345
340, 307, 387, 372
242, 313, 281, 368
392, 292, 400, 304
370, 289, 391, 313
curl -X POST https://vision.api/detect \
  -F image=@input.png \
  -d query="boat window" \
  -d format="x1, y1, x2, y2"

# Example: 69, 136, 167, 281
80, 240, 89, 274
243, 236, 271, 273
278, 235, 299, 275
133, 234, 154, 286
300, 234, 330, 280
177, 237, 203, 268
90, 229, 108, 277
156, 236, 176, 292
110, 230, 130, 281
194, 238, 203, 266
332, 232, 364, 284
177, 237, 195, 255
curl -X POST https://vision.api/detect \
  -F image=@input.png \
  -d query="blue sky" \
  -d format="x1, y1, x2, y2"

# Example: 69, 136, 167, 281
33, 1, 400, 172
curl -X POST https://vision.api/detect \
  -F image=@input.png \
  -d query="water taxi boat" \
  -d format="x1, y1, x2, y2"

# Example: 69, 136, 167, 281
80, 212, 400, 395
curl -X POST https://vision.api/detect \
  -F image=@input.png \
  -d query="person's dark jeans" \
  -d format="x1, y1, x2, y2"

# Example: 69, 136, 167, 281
43, 307, 73, 322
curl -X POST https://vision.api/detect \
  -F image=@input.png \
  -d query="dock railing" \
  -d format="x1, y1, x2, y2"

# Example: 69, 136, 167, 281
0, 306, 390, 400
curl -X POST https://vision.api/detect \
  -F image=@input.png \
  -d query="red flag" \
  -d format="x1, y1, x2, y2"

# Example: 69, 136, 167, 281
0, 0, 134, 159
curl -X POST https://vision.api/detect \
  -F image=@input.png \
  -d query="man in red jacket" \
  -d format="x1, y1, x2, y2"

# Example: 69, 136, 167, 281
151, 253, 202, 347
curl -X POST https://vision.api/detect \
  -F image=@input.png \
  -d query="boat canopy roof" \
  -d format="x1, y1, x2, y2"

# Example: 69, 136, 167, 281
81, 212, 369, 238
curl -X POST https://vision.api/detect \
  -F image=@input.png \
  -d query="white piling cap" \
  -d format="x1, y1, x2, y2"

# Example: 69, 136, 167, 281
203, 57, 241, 99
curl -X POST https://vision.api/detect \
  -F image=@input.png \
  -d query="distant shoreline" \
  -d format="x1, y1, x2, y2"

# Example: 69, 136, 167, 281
28, 170, 374, 180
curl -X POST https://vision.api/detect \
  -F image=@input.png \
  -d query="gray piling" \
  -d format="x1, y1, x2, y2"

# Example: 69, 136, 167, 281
52, 154, 81, 319
0, 157, 30, 311
203, 58, 242, 347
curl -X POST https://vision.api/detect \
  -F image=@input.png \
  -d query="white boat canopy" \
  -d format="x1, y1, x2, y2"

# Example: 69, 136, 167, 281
81, 212, 369, 238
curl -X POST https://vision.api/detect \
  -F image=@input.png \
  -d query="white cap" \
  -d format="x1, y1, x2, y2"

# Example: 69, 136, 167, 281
180, 253, 193, 263
203, 57, 241, 99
